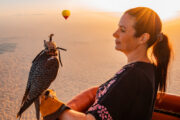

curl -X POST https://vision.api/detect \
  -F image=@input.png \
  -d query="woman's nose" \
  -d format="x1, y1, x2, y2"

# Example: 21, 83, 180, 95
113, 30, 119, 38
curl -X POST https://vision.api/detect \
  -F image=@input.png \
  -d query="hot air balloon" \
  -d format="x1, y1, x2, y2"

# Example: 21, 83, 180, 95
62, 10, 70, 20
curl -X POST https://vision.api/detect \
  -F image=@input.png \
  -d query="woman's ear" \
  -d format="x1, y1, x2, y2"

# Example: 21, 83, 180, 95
139, 33, 150, 44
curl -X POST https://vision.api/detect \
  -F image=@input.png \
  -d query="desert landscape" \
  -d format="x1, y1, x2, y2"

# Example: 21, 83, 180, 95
0, 10, 180, 119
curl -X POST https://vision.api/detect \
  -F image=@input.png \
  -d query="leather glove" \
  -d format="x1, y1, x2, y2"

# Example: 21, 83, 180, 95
40, 89, 70, 120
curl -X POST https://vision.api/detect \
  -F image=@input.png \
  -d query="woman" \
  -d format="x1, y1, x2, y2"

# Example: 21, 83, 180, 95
40, 7, 172, 120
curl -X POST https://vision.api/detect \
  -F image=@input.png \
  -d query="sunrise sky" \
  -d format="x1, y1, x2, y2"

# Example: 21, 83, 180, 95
1, 0, 180, 20
0, 2, 180, 119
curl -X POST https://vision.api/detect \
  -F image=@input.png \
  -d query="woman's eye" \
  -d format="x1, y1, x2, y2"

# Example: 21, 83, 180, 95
120, 29, 125, 32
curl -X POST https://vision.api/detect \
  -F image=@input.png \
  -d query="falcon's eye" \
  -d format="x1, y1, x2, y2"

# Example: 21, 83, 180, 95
45, 91, 50, 96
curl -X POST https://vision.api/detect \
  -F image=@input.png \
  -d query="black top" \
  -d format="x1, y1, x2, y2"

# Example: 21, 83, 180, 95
86, 62, 158, 120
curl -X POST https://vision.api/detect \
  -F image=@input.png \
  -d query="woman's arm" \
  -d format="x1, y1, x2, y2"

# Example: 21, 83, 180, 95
59, 109, 96, 120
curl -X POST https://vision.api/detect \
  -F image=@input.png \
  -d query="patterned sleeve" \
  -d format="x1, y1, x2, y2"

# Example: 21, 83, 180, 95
86, 67, 153, 120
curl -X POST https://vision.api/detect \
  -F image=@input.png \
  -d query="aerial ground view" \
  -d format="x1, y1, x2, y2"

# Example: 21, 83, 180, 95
0, 0, 180, 120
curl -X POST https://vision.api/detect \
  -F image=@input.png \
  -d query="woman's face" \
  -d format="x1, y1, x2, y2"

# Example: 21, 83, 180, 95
113, 13, 140, 54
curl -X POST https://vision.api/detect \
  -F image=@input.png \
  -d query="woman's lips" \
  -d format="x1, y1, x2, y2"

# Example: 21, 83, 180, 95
115, 40, 120, 44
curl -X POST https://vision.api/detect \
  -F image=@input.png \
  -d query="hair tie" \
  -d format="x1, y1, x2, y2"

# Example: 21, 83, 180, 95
157, 33, 163, 42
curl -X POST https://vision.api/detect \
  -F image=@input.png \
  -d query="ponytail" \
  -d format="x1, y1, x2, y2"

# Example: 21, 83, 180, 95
153, 33, 172, 93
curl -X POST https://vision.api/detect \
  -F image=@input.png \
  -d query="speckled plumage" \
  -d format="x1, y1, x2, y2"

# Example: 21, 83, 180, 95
17, 34, 66, 120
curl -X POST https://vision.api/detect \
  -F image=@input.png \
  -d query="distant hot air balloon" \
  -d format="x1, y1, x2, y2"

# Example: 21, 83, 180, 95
62, 10, 70, 20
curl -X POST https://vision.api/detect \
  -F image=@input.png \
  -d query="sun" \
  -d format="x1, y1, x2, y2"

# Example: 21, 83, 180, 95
152, 8, 178, 21
83, 0, 180, 21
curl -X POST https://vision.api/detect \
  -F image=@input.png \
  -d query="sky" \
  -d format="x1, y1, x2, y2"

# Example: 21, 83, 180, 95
1, 0, 180, 20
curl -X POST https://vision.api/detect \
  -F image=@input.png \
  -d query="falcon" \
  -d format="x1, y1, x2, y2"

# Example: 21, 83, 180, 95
17, 34, 66, 120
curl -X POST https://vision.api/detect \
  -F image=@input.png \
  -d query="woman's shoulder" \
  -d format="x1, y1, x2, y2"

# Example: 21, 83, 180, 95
123, 61, 155, 69
122, 61, 156, 75
119, 61, 156, 84
112, 62, 156, 94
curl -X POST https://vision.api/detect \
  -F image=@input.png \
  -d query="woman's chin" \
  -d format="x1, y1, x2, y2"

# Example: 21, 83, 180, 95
115, 46, 121, 51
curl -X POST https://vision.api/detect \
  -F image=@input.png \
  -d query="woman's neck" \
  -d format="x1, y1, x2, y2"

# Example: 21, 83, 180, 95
127, 57, 150, 64
125, 47, 151, 64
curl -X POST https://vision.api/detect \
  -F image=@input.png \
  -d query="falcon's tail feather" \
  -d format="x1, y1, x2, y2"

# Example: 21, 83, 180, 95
21, 87, 30, 105
34, 98, 40, 120
17, 97, 37, 119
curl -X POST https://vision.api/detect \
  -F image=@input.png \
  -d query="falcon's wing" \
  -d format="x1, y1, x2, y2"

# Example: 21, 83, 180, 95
29, 56, 59, 99
20, 51, 46, 105
17, 56, 59, 118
